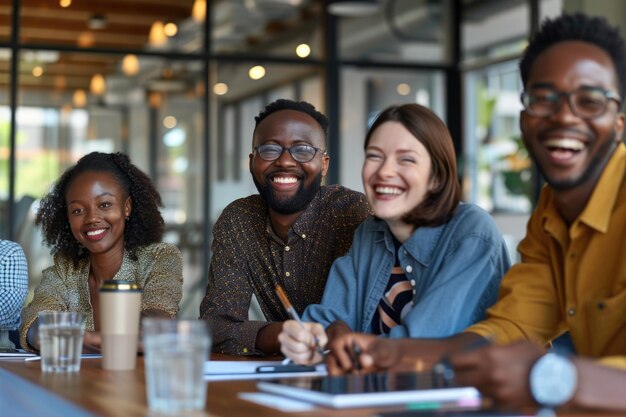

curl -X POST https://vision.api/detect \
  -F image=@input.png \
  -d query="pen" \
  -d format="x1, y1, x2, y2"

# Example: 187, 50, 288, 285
275, 284, 325, 356
351, 341, 362, 371
256, 363, 317, 373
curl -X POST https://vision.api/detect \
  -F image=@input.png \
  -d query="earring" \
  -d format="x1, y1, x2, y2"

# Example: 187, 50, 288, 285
125, 215, 130, 221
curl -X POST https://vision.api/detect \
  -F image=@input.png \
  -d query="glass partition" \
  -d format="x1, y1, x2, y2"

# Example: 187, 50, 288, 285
338, 0, 452, 64
463, 60, 528, 213
462, 0, 529, 62
211, 0, 323, 59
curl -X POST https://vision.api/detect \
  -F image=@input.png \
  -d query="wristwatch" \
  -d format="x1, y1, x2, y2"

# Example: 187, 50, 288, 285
529, 352, 578, 408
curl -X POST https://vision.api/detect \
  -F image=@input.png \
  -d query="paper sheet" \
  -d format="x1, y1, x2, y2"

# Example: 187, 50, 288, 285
24, 353, 102, 362
0, 350, 36, 359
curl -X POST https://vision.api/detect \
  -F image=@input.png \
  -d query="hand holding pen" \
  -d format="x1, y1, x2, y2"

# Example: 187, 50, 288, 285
323, 331, 380, 375
276, 285, 327, 364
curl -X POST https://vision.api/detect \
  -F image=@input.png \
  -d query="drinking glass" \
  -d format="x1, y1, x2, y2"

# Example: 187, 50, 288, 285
143, 319, 211, 413
38, 311, 85, 372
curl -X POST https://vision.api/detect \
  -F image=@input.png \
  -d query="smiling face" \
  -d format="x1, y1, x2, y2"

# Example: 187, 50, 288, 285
250, 109, 329, 215
362, 121, 434, 234
66, 171, 131, 257
521, 40, 625, 192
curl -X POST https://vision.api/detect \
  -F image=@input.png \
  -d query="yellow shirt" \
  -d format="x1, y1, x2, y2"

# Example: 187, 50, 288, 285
467, 144, 626, 369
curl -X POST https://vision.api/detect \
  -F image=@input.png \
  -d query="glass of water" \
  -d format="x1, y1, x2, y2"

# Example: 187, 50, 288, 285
143, 319, 211, 413
38, 311, 85, 373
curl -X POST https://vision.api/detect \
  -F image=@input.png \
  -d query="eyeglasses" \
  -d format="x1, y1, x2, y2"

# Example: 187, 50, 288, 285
253, 144, 326, 163
521, 86, 622, 119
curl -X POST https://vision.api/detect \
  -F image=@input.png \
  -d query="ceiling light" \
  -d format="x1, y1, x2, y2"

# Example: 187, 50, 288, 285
213, 83, 229, 96
164, 23, 178, 37
397, 83, 410, 96
163, 116, 177, 129
32, 66, 43, 77
192, 0, 206, 23
90, 74, 106, 96
77, 32, 95, 47
122, 54, 140, 76
149, 21, 167, 47
296, 43, 311, 58
149, 92, 163, 108
327, 0, 380, 16
59, 0, 72, 8
249, 65, 266, 80
73, 89, 87, 107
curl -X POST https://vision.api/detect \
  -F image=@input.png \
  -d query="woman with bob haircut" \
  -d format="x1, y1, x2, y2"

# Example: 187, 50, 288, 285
20, 152, 183, 352
279, 103, 510, 366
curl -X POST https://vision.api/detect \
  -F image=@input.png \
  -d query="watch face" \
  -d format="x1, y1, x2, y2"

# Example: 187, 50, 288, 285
530, 353, 577, 407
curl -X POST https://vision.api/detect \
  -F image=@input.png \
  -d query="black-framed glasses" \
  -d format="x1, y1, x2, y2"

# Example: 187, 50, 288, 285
521, 86, 622, 119
253, 144, 326, 163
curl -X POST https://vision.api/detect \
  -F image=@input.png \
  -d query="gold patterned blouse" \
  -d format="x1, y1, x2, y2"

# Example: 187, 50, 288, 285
200, 184, 371, 356
19, 242, 183, 352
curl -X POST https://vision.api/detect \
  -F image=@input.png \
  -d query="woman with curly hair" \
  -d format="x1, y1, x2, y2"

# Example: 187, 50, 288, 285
19, 152, 183, 352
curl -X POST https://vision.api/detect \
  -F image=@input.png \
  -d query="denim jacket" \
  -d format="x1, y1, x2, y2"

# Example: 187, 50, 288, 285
302, 203, 511, 338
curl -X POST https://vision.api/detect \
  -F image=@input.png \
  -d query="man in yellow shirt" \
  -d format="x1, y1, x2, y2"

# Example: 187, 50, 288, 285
318, 13, 626, 411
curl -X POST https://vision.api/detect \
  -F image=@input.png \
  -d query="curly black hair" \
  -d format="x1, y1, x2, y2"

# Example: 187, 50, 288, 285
520, 13, 626, 98
36, 152, 165, 262
254, 99, 329, 146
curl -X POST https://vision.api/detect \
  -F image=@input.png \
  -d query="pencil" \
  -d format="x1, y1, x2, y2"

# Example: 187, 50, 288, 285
275, 284, 325, 356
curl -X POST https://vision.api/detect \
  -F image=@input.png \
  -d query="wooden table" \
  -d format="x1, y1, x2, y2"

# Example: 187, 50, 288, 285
0, 356, 617, 417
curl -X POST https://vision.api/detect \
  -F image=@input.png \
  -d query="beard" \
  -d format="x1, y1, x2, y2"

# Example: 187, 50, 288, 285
537, 129, 619, 191
537, 130, 617, 191
253, 171, 323, 215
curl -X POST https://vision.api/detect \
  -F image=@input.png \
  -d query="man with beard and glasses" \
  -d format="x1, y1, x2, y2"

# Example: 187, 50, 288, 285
325, 14, 626, 412
200, 99, 370, 356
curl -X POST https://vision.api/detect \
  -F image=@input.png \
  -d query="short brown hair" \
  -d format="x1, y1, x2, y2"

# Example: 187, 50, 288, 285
364, 103, 461, 228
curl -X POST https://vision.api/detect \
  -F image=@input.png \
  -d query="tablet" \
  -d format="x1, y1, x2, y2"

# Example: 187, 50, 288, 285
256, 372, 481, 409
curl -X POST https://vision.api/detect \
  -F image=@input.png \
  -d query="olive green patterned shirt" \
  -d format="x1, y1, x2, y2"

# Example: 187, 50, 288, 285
20, 242, 183, 352
200, 185, 371, 356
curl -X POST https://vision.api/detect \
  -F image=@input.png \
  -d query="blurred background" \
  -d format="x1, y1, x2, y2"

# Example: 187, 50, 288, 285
0, 0, 623, 318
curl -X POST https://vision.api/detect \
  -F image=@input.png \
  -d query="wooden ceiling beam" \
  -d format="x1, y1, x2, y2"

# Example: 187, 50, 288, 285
13, 16, 153, 36
19, 30, 149, 48
19, 1, 193, 21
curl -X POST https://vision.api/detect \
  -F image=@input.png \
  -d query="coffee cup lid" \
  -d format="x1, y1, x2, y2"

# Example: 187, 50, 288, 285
99, 280, 142, 292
